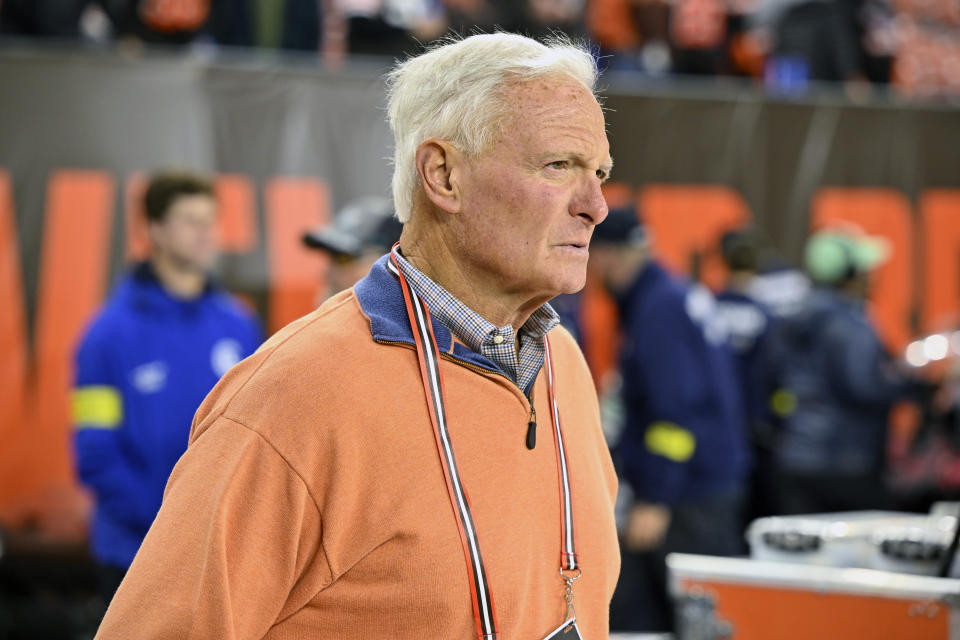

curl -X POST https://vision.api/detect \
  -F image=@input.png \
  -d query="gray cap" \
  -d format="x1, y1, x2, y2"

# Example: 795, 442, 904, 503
302, 196, 403, 258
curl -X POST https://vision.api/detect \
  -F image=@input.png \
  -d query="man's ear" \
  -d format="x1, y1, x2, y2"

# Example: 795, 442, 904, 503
415, 138, 463, 215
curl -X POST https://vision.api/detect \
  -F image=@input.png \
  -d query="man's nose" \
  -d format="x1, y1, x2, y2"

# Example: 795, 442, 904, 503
572, 174, 609, 226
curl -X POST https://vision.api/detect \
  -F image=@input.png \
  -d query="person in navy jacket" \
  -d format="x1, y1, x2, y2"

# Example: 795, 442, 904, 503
714, 229, 781, 520
71, 171, 262, 604
768, 226, 915, 514
590, 205, 749, 633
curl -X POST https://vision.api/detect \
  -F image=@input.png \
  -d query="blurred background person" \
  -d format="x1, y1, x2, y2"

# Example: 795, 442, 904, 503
3, 0, 959, 98
891, 333, 960, 512
767, 224, 916, 515
588, 0, 673, 75
331, 0, 443, 59
301, 196, 403, 303
590, 205, 749, 633
71, 170, 262, 611
748, 0, 866, 94
101, 0, 252, 48
0, 0, 253, 47
714, 228, 780, 520
0, 0, 94, 40
748, 255, 812, 320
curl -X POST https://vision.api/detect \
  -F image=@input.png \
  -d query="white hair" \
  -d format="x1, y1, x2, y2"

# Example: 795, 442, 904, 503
386, 33, 599, 223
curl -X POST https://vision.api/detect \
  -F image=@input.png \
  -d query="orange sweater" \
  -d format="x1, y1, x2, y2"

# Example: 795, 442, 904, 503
96, 259, 620, 639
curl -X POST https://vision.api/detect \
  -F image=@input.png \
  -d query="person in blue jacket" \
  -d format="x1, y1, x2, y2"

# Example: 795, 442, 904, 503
589, 205, 749, 633
71, 171, 262, 605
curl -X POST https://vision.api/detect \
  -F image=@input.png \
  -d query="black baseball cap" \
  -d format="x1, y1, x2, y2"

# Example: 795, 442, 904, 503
592, 204, 646, 247
302, 196, 403, 258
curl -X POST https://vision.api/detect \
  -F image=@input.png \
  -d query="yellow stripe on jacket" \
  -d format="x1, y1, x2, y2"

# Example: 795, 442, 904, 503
645, 421, 696, 462
72, 385, 123, 429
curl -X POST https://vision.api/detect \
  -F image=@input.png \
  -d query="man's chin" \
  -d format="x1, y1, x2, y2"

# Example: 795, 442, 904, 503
553, 272, 588, 296
173, 258, 215, 276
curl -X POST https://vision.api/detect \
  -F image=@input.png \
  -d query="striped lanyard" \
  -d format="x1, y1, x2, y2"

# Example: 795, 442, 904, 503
388, 250, 580, 640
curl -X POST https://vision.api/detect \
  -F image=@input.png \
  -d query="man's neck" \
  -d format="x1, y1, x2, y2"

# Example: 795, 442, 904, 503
149, 256, 206, 300
399, 231, 546, 332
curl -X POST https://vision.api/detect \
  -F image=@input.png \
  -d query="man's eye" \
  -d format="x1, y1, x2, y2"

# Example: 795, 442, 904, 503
546, 160, 569, 170
596, 169, 609, 181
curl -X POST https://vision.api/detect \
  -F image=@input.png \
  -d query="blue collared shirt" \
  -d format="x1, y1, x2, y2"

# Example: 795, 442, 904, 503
393, 250, 559, 394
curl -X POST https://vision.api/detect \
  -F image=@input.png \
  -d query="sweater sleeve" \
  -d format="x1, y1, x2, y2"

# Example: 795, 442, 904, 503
95, 416, 330, 639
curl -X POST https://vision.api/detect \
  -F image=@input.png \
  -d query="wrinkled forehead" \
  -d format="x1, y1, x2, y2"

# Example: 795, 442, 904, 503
496, 76, 608, 154
501, 75, 604, 123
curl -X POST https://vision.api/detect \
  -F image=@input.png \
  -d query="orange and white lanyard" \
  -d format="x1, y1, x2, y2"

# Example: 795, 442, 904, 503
388, 249, 580, 640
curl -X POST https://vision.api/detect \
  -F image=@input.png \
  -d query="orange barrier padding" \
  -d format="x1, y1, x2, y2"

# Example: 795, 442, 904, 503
680, 578, 949, 639
600, 181, 636, 212
0, 170, 29, 512
639, 184, 753, 292
265, 177, 329, 334
1, 170, 114, 537
124, 172, 149, 261
921, 190, 960, 333
811, 188, 914, 352
580, 276, 621, 392
215, 174, 257, 252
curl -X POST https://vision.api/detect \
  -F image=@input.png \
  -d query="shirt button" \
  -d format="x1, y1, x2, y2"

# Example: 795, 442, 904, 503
492, 335, 504, 344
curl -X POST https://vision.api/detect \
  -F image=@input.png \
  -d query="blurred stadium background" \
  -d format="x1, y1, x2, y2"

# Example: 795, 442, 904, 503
1, 1, 960, 638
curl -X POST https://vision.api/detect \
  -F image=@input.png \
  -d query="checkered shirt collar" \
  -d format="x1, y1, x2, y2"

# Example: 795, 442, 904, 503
392, 249, 559, 391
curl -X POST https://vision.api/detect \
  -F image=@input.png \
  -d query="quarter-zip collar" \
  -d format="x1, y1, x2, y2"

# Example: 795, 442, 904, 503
354, 254, 505, 377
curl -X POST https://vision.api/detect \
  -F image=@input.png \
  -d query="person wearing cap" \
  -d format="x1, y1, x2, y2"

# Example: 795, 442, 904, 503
302, 196, 404, 303
589, 206, 748, 633
95, 33, 619, 639
767, 225, 914, 515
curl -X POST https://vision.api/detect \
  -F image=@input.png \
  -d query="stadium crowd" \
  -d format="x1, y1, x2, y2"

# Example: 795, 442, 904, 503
1, 0, 959, 97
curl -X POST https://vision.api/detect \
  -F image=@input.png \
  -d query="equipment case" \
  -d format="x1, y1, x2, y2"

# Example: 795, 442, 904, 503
668, 553, 960, 639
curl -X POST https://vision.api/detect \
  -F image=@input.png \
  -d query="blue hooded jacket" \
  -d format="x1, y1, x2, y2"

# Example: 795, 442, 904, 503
614, 261, 749, 505
72, 263, 262, 569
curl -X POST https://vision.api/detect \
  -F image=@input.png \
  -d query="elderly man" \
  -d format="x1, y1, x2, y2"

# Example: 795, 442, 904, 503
95, 33, 619, 640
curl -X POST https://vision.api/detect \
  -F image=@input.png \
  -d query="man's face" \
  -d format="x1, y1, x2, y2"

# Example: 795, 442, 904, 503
452, 76, 611, 302
148, 194, 218, 273
850, 270, 871, 299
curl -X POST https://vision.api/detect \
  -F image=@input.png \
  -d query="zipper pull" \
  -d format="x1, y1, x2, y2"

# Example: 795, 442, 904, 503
526, 405, 537, 450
